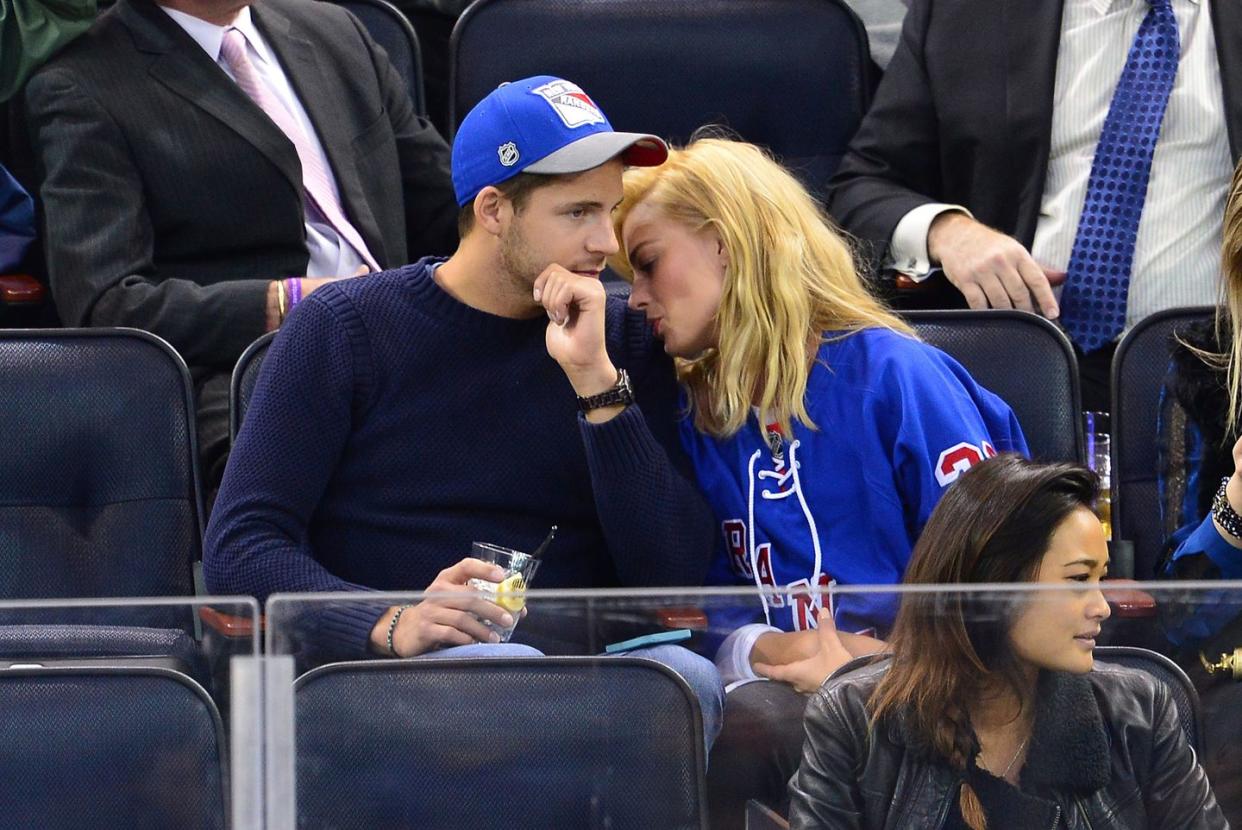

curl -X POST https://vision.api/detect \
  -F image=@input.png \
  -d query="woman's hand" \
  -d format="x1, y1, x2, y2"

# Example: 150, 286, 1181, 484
753, 609, 855, 694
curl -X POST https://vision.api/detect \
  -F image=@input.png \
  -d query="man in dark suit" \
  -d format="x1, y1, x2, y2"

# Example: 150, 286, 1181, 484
23, 0, 458, 490
829, 0, 1242, 409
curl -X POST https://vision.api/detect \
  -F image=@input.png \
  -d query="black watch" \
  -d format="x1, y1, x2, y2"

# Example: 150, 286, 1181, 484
576, 368, 634, 413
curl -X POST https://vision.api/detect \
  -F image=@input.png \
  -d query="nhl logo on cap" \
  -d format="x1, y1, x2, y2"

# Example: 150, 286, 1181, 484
531, 80, 606, 129
497, 141, 520, 167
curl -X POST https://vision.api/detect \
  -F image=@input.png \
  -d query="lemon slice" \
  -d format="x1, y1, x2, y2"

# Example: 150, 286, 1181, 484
494, 573, 527, 612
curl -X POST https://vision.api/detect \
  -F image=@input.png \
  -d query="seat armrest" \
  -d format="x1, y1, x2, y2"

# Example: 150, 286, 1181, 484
654, 607, 708, 630
1103, 578, 1157, 619
199, 606, 265, 638
0, 274, 45, 305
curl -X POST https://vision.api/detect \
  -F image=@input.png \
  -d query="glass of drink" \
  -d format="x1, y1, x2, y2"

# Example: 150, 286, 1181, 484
467, 541, 540, 642
1083, 412, 1112, 540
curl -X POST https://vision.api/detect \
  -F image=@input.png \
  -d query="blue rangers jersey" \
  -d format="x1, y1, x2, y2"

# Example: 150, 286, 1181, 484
682, 327, 1029, 639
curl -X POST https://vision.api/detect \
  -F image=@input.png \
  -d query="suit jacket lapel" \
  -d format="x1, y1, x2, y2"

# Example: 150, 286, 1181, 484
1212, 0, 1242, 162
255, 3, 388, 266
1004, 0, 1066, 248
119, 0, 304, 198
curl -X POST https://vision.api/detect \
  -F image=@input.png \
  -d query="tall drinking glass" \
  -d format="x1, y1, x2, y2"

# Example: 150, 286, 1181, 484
1084, 411, 1112, 540
467, 541, 540, 642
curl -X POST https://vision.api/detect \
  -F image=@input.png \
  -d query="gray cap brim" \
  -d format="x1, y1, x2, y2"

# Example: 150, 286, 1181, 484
524, 131, 668, 174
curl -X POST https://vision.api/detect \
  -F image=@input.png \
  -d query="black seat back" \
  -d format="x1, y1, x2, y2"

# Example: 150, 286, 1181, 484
330, 0, 427, 116
450, 0, 873, 199
905, 310, 1083, 463
0, 329, 203, 630
230, 331, 276, 442
295, 657, 708, 829
0, 666, 227, 829
1111, 307, 1214, 578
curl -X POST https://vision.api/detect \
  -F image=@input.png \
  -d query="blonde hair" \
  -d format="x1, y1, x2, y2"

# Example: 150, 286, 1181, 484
1181, 158, 1242, 438
1220, 160, 1242, 437
610, 138, 912, 438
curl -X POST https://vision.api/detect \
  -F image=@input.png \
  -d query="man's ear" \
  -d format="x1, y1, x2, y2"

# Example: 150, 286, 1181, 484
474, 186, 508, 236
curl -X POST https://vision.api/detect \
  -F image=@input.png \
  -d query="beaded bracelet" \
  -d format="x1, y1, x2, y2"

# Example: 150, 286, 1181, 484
1213, 477, 1242, 539
386, 603, 414, 657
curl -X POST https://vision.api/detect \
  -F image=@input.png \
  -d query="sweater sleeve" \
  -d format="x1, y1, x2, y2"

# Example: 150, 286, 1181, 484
882, 342, 1030, 542
578, 301, 716, 586
579, 404, 716, 586
203, 287, 384, 655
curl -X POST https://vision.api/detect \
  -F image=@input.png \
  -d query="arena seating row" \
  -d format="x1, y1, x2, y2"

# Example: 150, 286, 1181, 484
0, 304, 1195, 616
0, 0, 875, 326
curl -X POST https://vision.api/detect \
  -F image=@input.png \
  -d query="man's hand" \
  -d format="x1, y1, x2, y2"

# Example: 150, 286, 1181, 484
533, 265, 625, 422
752, 610, 855, 695
265, 268, 372, 330
369, 558, 516, 657
927, 212, 1062, 318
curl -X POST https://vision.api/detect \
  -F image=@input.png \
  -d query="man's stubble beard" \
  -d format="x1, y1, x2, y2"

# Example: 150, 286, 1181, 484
498, 221, 546, 303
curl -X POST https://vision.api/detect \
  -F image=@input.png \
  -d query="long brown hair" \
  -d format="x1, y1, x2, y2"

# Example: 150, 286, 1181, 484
868, 455, 1099, 829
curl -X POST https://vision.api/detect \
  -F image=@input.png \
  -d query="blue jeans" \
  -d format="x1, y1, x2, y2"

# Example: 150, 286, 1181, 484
433, 642, 724, 756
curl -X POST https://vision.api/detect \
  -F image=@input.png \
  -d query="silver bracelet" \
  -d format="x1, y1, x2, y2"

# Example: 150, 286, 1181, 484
386, 603, 414, 657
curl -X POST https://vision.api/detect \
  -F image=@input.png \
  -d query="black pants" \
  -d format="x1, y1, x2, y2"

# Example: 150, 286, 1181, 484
194, 370, 232, 516
706, 680, 809, 830
1077, 342, 1117, 414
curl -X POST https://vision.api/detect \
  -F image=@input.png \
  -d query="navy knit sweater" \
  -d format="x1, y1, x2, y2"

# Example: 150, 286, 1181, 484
203, 257, 715, 655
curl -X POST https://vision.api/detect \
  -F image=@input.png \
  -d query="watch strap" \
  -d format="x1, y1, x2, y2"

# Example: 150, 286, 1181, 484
577, 368, 634, 413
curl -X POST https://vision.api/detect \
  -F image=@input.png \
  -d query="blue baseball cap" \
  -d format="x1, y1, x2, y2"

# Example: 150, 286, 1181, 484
452, 75, 669, 207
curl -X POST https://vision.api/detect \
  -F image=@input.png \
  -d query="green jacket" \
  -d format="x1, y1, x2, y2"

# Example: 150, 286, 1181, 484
1, 0, 96, 102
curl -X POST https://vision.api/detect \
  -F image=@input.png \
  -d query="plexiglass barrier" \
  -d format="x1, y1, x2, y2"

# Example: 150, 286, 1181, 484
263, 583, 1242, 830
0, 596, 260, 830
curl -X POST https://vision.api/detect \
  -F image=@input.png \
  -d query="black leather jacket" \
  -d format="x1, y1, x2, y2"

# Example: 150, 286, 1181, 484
789, 661, 1229, 829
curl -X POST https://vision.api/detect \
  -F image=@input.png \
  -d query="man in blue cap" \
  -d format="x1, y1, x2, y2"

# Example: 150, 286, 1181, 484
205, 76, 721, 730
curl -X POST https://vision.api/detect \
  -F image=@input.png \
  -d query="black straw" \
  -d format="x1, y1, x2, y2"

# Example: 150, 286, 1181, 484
530, 525, 557, 559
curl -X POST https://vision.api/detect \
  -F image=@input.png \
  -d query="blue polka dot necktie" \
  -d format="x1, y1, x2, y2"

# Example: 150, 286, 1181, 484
1060, 0, 1179, 353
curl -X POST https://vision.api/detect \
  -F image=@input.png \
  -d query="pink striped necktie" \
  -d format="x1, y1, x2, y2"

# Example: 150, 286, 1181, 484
219, 27, 379, 272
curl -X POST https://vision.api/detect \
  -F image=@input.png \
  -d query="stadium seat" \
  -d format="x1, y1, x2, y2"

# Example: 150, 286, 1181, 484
330, 0, 427, 117
449, 0, 874, 200
903, 309, 1083, 464
295, 656, 708, 829
231, 331, 275, 442
0, 329, 204, 631
1111, 306, 1215, 579
0, 623, 210, 687
0, 666, 228, 829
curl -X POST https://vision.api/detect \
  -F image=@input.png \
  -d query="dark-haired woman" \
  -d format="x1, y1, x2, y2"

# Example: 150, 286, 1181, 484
789, 454, 1226, 829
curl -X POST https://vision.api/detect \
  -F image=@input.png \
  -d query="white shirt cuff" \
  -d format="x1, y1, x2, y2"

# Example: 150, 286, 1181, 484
714, 623, 782, 687
887, 203, 973, 280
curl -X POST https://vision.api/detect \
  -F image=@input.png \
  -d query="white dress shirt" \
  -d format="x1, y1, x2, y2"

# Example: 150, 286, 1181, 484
161, 5, 368, 279
889, 0, 1230, 333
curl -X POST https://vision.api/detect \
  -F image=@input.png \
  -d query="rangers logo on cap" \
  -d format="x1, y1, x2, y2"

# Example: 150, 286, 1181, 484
497, 141, 520, 167
531, 80, 606, 129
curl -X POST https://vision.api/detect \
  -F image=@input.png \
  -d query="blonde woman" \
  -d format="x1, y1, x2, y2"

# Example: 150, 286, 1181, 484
610, 138, 1028, 828
1163, 157, 1242, 590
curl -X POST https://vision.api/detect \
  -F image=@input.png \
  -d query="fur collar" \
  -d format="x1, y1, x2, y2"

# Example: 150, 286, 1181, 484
1019, 671, 1111, 795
